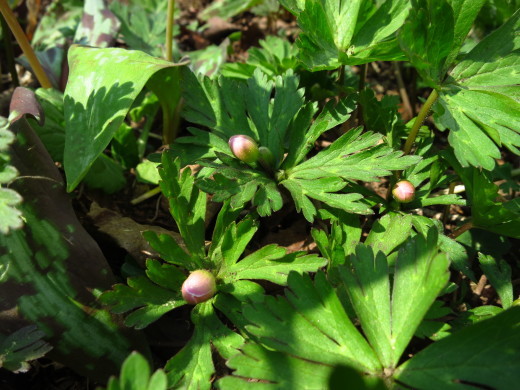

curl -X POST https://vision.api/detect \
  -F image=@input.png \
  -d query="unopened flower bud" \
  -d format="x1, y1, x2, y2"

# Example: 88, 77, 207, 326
258, 146, 275, 171
392, 180, 416, 203
229, 135, 259, 163
181, 270, 217, 304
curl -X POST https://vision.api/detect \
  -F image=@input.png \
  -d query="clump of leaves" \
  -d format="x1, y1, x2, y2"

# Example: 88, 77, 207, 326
100, 152, 326, 387
174, 67, 420, 221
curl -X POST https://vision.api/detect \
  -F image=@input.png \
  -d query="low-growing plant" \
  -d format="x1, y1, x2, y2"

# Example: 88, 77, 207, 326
1, 0, 519, 388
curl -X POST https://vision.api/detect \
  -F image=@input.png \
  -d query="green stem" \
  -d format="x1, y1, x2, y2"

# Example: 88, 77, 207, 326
165, 0, 175, 62
402, 89, 439, 155
130, 186, 162, 205
0, 0, 51, 88
0, 12, 19, 87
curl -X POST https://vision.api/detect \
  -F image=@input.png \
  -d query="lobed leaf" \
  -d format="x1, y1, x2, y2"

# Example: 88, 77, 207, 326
395, 307, 520, 389
243, 271, 381, 373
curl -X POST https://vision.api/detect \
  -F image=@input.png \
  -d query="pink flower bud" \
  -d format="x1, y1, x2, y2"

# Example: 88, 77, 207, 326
392, 180, 416, 203
228, 135, 259, 163
181, 270, 217, 304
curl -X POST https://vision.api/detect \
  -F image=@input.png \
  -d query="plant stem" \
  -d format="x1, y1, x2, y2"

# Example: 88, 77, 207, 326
442, 181, 456, 225
165, 0, 175, 62
130, 186, 162, 205
449, 220, 474, 239
402, 88, 439, 155
0, 12, 19, 87
357, 63, 368, 126
0, 0, 51, 88
393, 62, 413, 120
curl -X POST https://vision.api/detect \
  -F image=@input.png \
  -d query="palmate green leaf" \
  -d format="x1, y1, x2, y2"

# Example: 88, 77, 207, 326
64, 45, 186, 191
243, 271, 381, 374
399, 0, 486, 88
478, 253, 513, 309
104, 352, 167, 390
217, 343, 333, 390
0, 326, 52, 373
165, 301, 243, 390
181, 67, 304, 166
99, 259, 186, 329
159, 152, 207, 259
282, 95, 357, 169
436, 9, 520, 170
196, 159, 283, 217
395, 307, 520, 390
288, 128, 421, 182
340, 229, 450, 368
282, 176, 371, 222
222, 245, 327, 285
221, 36, 301, 80
280, 0, 410, 70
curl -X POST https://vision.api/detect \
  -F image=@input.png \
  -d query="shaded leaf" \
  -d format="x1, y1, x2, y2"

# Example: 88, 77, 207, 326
395, 307, 520, 390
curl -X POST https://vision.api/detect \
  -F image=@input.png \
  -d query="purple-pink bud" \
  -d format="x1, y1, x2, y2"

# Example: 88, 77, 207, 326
228, 135, 259, 163
181, 270, 217, 304
392, 180, 416, 203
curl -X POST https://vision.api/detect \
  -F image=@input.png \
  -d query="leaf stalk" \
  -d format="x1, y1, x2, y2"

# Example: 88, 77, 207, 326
403, 89, 439, 155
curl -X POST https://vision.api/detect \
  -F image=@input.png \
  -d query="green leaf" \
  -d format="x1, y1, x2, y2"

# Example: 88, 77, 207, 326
284, 0, 410, 70
135, 159, 161, 184
196, 160, 282, 217
243, 271, 381, 374
0, 326, 52, 373
445, 0, 487, 67
340, 229, 450, 368
399, 0, 455, 87
288, 128, 421, 182
282, 95, 357, 169
437, 87, 519, 170
224, 245, 327, 285
143, 231, 197, 269
450, 8, 520, 99
364, 213, 413, 256
159, 152, 207, 259
436, 9, 520, 169
64, 45, 186, 191
0, 188, 23, 234
478, 253, 513, 309
282, 177, 371, 222
109, 0, 174, 58
0, 126, 23, 234
182, 68, 304, 167
104, 352, 167, 390
222, 36, 301, 79
82, 153, 126, 194
395, 307, 520, 389
444, 152, 520, 238
217, 217, 259, 269
165, 302, 243, 390
217, 342, 333, 389
100, 260, 186, 329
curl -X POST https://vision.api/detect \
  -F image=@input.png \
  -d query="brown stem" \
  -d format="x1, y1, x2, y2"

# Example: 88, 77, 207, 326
449, 221, 474, 239
0, 0, 51, 88
393, 62, 413, 121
